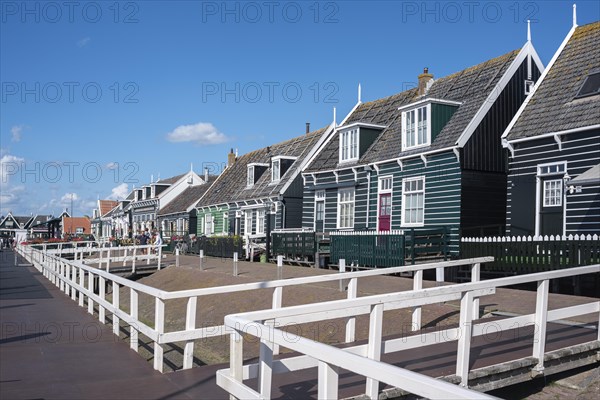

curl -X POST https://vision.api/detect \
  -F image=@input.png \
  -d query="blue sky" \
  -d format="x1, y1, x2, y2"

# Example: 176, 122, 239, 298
1, 0, 599, 217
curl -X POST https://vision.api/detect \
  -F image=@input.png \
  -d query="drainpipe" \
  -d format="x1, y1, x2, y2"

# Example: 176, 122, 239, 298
364, 166, 373, 229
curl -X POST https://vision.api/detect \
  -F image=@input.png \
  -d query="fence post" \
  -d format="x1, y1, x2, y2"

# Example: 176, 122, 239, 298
339, 259, 346, 292
78, 267, 85, 307
112, 281, 120, 336
175, 248, 180, 268
471, 263, 481, 319
346, 277, 357, 343
412, 269, 423, 331
132, 247, 137, 274
199, 249, 204, 271
230, 330, 244, 399
147, 245, 150, 265
99, 276, 106, 324
532, 279, 549, 374
271, 286, 282, 355
365, 303, 384, 399
318, 361, 339, 400
157, 245, 162, 270
130, 288, 139, 352
233, 252, 238, 276
277, 255, 283, 280
183, 296, 197, 370
456, 290, 474, 386
87, 271, 94, 315
106, 248, 112, 272
123, 248, 128, 266
154, 297, 165, 372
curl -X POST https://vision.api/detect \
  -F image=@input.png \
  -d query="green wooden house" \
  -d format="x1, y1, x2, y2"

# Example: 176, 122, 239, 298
301, 33, 544, 256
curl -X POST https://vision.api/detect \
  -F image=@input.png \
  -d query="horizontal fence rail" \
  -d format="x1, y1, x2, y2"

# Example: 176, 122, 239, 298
218, 264, 600, 399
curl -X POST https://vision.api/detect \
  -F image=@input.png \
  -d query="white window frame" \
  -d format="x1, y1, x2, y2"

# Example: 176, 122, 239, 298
535, 161, 568, 237
339, 128, 359, 163
313, 190, 325, 230
401, 104, 431, 151
271, 159, 281, 182
223, 212, 229, 234
401, 176, 425, 227
247, 166, 255, 187
204, 214, 213, 236
244, 210, 253, 235
257, 209, 265, 234
376, 176, 394, 231
543, 180, 563, 207
337, 188, 355, 229
75, 227, 84, 234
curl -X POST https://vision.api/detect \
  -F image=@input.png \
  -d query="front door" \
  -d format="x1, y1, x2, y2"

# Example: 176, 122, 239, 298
539, 177, 563, 236
315, 200, 325, 233
378, 193, 391, 231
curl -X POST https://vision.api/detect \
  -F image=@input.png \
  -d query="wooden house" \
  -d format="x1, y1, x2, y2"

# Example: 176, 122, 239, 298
195, 126, 330, 245
502, 19, 600, 237
301, 31, 543, 255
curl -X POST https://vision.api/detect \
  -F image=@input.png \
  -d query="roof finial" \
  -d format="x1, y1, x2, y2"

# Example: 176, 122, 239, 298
150, 174, 154, 183
358, 83, 362, 104
527, 20, 531, 42
333, 107, 337, 128
190, 163, 193, 172
572, 3, 577, 27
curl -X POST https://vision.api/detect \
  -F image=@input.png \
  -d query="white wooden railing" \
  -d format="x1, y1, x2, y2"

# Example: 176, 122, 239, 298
45, 244, 163, 272
217, 264, 600, 400
16, 242, 491, 374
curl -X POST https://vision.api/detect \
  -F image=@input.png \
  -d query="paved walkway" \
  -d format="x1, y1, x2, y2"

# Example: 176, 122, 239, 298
1, 250, 597, 399
0, 250, 226, 400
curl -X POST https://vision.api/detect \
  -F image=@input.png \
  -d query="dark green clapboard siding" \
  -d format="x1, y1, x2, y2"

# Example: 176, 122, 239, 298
431, 103, 458, 141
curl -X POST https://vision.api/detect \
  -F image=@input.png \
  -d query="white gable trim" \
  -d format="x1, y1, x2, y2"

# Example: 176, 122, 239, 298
456, 41, 544, 148
501, 24, 577, 143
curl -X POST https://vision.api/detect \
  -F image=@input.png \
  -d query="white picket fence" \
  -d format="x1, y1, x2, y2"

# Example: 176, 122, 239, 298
462, 234, 599, 242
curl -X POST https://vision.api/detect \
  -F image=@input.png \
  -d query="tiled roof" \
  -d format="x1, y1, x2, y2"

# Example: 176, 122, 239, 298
306, 49, 520, 171
507, 22, 600, 140
99, 200, 118, 216
196, 127, 328, 207
14, 216, 33, 227
157, 174, 185, 185
158, 178, 217, 216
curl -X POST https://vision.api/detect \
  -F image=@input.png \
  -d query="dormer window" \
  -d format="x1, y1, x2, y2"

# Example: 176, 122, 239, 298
399, 98, 461, 152
402, 105, 430, 150
340, 128, 359, 162
247, 166, 254, 187
247, 163, 269, 187
270, 156, 297, 182
272, 159, 280, 182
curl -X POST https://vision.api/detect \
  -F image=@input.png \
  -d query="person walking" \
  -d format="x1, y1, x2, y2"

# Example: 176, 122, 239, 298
153, 230, 163, 255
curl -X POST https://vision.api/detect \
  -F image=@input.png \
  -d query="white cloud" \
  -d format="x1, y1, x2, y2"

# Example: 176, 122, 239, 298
1, 153, 24, 187
166, 122, 230, 145
106, 162, 118, 170
77, 37, 91, 48
11, 125, 25, 142
107, 183, 129, 200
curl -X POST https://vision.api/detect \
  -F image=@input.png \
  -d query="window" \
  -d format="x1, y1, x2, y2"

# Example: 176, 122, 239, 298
575, 71, 600, 99
257, 209, 265, 234
340, 128, 359, 162
247, 166, 254, 187
538, 163, 566, 176
402, 177, 425, 226
402, 105, 430, 150
271, 159, 281, 182
337, 188, 355, 229
223, 212, 229, 234
76, 227, 84, 234
315, 190, 326, 200
244, 211, 253, 235
379, 176, 393, 192
204, 214, 213, 235
543, 180, 562, 207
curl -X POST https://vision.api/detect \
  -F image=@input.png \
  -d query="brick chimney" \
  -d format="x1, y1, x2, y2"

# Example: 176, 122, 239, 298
417, 67, 434, 96
227, 148, 236, 167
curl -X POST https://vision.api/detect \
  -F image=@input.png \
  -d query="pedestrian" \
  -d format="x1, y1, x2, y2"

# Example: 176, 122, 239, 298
137, 230, 148, 253
153, 230, 163, 255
